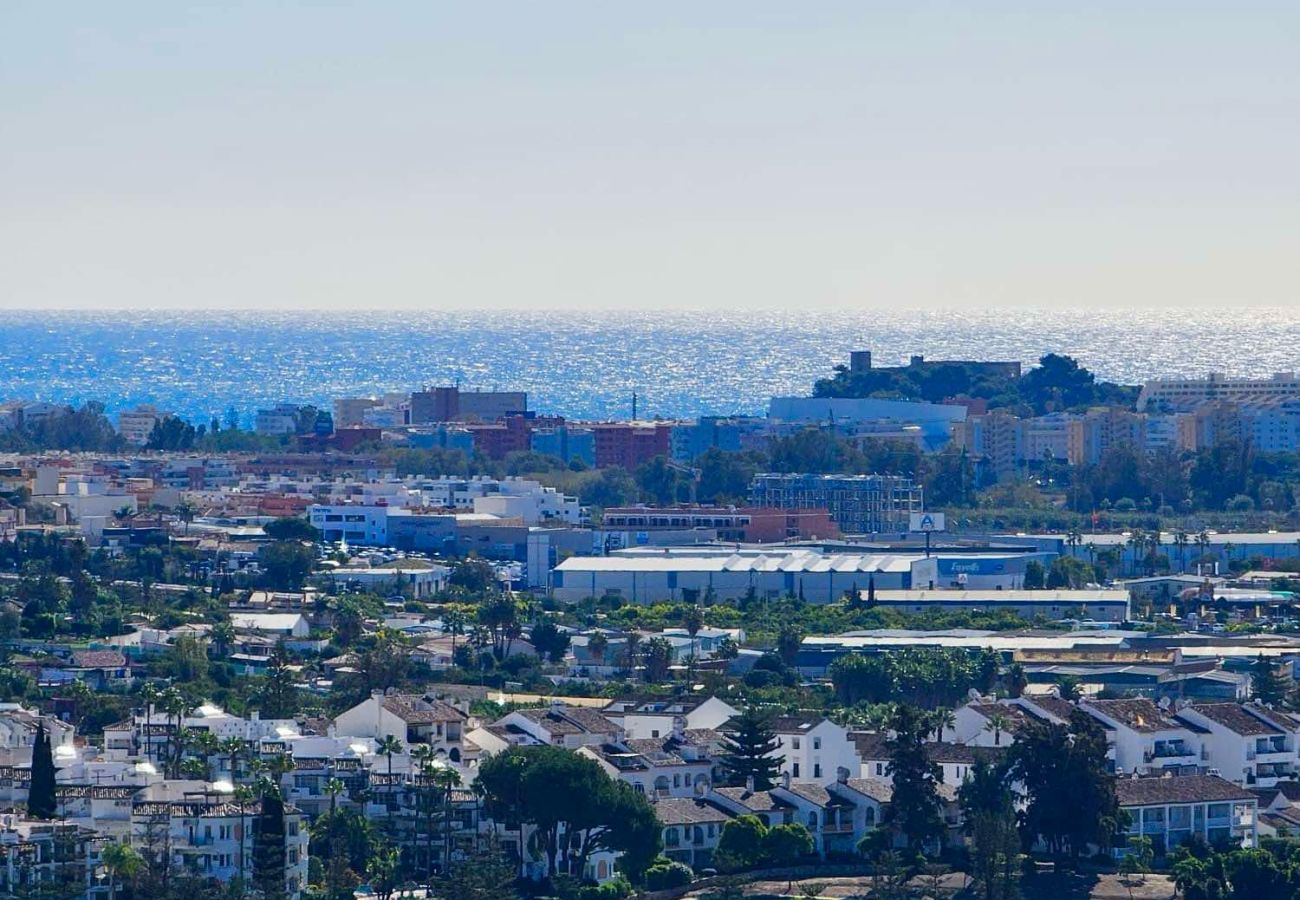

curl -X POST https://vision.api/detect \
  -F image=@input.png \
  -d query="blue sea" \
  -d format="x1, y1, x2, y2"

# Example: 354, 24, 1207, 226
3, 308, 1299, 426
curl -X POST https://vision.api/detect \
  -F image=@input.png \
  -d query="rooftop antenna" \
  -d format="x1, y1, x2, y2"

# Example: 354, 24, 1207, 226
632, 392, 638, 421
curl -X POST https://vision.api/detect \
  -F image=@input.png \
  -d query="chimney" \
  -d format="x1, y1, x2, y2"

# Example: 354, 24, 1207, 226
745, 775, 755, 794
782, 770, 792, 789
837, 766, 849, 784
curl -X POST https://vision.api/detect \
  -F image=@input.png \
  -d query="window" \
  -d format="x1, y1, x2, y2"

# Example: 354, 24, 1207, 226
813, 764, 822, 779
813, 737, 821, 750
792, 763, 800, 777
792, 738, 801, 750
665, 828, 679, 847
875, 763, 884, 776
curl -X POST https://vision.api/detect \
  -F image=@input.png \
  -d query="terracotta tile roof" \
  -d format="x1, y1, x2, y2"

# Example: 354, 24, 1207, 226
1085, 699, 1182, 733
381, 695, 465, 725
843, 778, 893, 803
1022, 696, 1077, 722
1116, 775, 1256, 806
1184, 704, 1282, 737
654, 797, 731, 827
851, 733, 1006, 767
782, 782, 854, 808
711, 787, 786, 812
71, 650, 127, 669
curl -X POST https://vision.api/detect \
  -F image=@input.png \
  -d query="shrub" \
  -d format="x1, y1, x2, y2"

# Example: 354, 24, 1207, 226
643, 861, 693, 890
761, 823, 814, 867
579, 876, 632, 900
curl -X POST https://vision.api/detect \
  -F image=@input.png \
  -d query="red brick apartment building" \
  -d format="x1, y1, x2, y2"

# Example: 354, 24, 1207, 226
591, 422, 672, 469
602, 505, 840, 542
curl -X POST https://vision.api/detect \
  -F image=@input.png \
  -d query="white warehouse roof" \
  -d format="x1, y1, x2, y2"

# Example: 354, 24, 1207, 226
555, 549, 923, 575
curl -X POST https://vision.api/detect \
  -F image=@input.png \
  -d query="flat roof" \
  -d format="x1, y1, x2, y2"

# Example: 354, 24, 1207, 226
869, 590, 1129, 602
555, 550, 925, 575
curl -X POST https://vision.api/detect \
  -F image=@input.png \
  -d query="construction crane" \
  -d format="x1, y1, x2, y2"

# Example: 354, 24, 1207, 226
664, 459, 702, 504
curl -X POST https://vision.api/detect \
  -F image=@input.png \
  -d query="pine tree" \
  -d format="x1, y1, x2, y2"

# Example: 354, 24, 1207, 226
252, 784, 288, 900
884, 705, 944, 853
720, 707, 784, 790
1252, 654, 1289, 706
28, 722, 58, 819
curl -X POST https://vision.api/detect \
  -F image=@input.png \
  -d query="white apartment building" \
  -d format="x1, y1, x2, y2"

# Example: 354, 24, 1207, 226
1079, 699, 1203, 776
765, 717, 860, 786
1174, 703, 1300, 788
602, 696, 739, 741
408, 476, 583, 525
1138, 371, 1300, 412
581, 740, 712, 799
308, 503, 393, 545
332, 691, 471, 762
1116, 775, 1256, 855
130, 781, 310, 898
117, 404, 166, 446
255, 404, 302, 435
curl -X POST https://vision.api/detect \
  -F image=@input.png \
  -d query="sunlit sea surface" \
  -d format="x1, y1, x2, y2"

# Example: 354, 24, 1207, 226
3, 309, 1299, 426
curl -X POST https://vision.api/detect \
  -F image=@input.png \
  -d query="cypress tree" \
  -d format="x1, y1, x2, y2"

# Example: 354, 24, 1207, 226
252, 784, 288, 900
719, 707, 784, 790
884, 704, 944, 853
28, 722, 58, 820
1252, 654, 1289, 706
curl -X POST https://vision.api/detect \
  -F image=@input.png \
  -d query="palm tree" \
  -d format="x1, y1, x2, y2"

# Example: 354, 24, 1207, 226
410, 745, 439, 876
267, 752, 295, 794
188, 729, 221, 780
159, 687, 188, 778
376, 734, 404, 812
173, 500, 197, 535
1065, 529, 1082, 558
681, 606, 705, 685
211, 621, 236, 657
324, 776, 346, 815
983, 709, 1012, 747
587, 631, 609, 667
101, 841, 143, 900
234, 783, 256, 887
444, 606, 466, 660
621, 632, 643, 676
220, 736, 246, 784
433, 765, 463, 874
930, 709, 956, 742
1196, 530, 1212, 574
1126, 530, 1146, 578
1173, 530, 1189, 573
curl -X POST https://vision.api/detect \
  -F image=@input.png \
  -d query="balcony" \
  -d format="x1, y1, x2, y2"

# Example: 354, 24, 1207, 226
1148, 742, 1195, 761
821, 821, 855, 834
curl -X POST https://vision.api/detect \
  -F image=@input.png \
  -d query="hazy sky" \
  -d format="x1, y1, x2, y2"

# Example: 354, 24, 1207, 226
4, 3, 1299, 312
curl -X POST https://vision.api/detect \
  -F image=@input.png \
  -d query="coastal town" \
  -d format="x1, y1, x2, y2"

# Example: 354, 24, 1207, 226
1, 353, 1299, 898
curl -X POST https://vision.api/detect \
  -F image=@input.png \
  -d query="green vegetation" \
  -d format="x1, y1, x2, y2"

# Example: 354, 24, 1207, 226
830, 647, 1000, 708
814, 352, 1139, 413
27, 721, 57, 819
477, 745, 662, 882
718, 707, 784, 791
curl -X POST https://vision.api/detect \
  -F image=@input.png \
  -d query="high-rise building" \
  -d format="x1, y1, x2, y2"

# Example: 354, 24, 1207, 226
408, 386, 527, 424
1066, 408, 1148, 466
1137, 371, 1300, 412
592, 422, 672, 469
953, 410, 1026, 479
